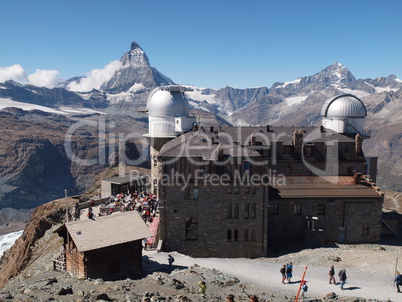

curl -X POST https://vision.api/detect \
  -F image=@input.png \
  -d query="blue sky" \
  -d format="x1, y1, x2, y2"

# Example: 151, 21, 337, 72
1, 0, 401, 89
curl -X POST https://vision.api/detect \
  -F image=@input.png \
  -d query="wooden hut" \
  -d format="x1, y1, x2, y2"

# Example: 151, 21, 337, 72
55, 211, 152, 279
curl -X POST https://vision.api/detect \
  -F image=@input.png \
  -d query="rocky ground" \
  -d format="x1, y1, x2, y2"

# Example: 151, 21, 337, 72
0, 245, 401, 302
0, 190, 401, 301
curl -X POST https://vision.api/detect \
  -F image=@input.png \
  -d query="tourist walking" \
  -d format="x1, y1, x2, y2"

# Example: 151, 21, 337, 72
300, 281, 308, 300
226, 294, 235, 302
339, 269, 347, 290
286, 262, 293, 283
249, 295, 259, 302
198, 281, 206, 294
280, 265, 286, 284
394, 271, 402, 292
167, 254, 174, 272
328, 265, 336, 284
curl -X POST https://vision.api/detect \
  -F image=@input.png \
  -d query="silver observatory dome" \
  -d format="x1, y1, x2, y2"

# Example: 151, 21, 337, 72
321, 94, 367, 118
147, 86, 190, 118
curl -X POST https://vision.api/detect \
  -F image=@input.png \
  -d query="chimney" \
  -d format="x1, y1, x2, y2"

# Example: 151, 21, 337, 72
210, 126, 214, 133
353, 172, 362, 185
193, 123, 199, 131
355, 133, 363, 156
250, 133, 256, 146
320, 125, 325, 133
266, 125, 270, 132
293, 129, 303, 152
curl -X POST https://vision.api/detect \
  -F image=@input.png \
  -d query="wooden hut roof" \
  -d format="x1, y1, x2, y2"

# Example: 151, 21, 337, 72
57, 211, 152, 252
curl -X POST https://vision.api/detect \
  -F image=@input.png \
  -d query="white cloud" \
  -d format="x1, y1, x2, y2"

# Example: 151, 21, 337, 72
67, 60, 123, 92
0, 64, 28, 83
28, 69, 61, 88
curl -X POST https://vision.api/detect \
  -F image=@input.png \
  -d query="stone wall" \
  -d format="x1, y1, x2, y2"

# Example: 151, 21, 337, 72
268, 196, 383, 246
159, 184, 269, 258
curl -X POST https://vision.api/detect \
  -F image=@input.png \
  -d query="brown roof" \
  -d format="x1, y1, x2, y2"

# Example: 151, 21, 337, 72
63, 211, 152, 252
159, 125, 356, 158
270, 176, 381, 198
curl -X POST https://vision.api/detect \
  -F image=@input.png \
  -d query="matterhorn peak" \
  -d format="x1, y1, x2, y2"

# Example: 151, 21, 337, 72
100, 41, 174, 93
130, 41, 142, 51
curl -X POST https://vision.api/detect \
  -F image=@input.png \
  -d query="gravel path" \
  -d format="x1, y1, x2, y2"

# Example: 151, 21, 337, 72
145, 248, 402, 301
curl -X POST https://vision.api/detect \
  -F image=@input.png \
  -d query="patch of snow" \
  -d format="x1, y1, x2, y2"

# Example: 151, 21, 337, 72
199, 106, 210, 113
0, 98, 65, 114
183, 86, 219, 105
375, 86, 401, 93
275, 78, 301, 89
337, 88, 371, 98
333, 71, 343, 81
0, 230, 23, 257
285, 95, 308, 106
395, 77, 402, 83
128, 83, 146, 93
58, 107, 105, 115
0, 98, 105, 115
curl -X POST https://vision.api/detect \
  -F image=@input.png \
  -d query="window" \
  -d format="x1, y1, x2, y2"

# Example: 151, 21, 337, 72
185, 217, 198, 240
294, 204, 302, 215
304, 146, 313, 157
234, 187, 240, 194
283, 146, 292, 156
318, 204, 325, 215
184, 187, 199, 200
250, 230, 256, 241
184, 188, 191, 200
234, 230, 238, 241
244, 229, 249, 241
227, 204, 232, 219
251, 187, 257, 194
243, 160, 251, 174
270, 204, 279, 215
245, 187, 250, 194
193, 188, 199, 200
227, 230, 232, 241
362, 226, 370, 236
250, 203, 256, 219
244, 203, 249, 219
227, 186, 233, 194
234, 204, 239, 219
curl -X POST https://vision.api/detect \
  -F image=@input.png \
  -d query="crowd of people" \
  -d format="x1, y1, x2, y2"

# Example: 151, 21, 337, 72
79, 191, 158, 223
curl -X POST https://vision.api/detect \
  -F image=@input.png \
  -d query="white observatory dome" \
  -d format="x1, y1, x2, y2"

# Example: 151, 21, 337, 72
321, 94, 367, 134
147, 86, 190, 118
145, 85, 196, 138
321, 94, 367, 118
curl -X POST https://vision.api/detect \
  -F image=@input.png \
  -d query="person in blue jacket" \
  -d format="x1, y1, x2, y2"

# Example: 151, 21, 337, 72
395, 271, 402, 293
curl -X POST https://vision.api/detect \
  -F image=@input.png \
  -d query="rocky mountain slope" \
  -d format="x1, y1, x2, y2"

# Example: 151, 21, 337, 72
0, 107, 149, 210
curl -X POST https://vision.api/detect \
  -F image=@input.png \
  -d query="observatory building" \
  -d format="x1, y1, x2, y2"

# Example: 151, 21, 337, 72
321, 94, 367, 135
144, 85, 197, 188
145, 89, 383, 258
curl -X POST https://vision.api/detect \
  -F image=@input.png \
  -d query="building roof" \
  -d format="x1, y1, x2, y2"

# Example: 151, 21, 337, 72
101, 175, 144, 185
321, 94, 367, 118
60, 211, 152, 252
158, 125, 355, 158
270, 176, 381, 199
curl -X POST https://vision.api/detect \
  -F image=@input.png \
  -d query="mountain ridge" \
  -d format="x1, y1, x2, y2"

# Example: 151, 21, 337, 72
0, 41, 402, 196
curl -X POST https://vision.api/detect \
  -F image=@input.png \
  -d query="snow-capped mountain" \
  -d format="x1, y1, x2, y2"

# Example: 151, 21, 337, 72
100, 41, 174, 93
1, 42, 402, 193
